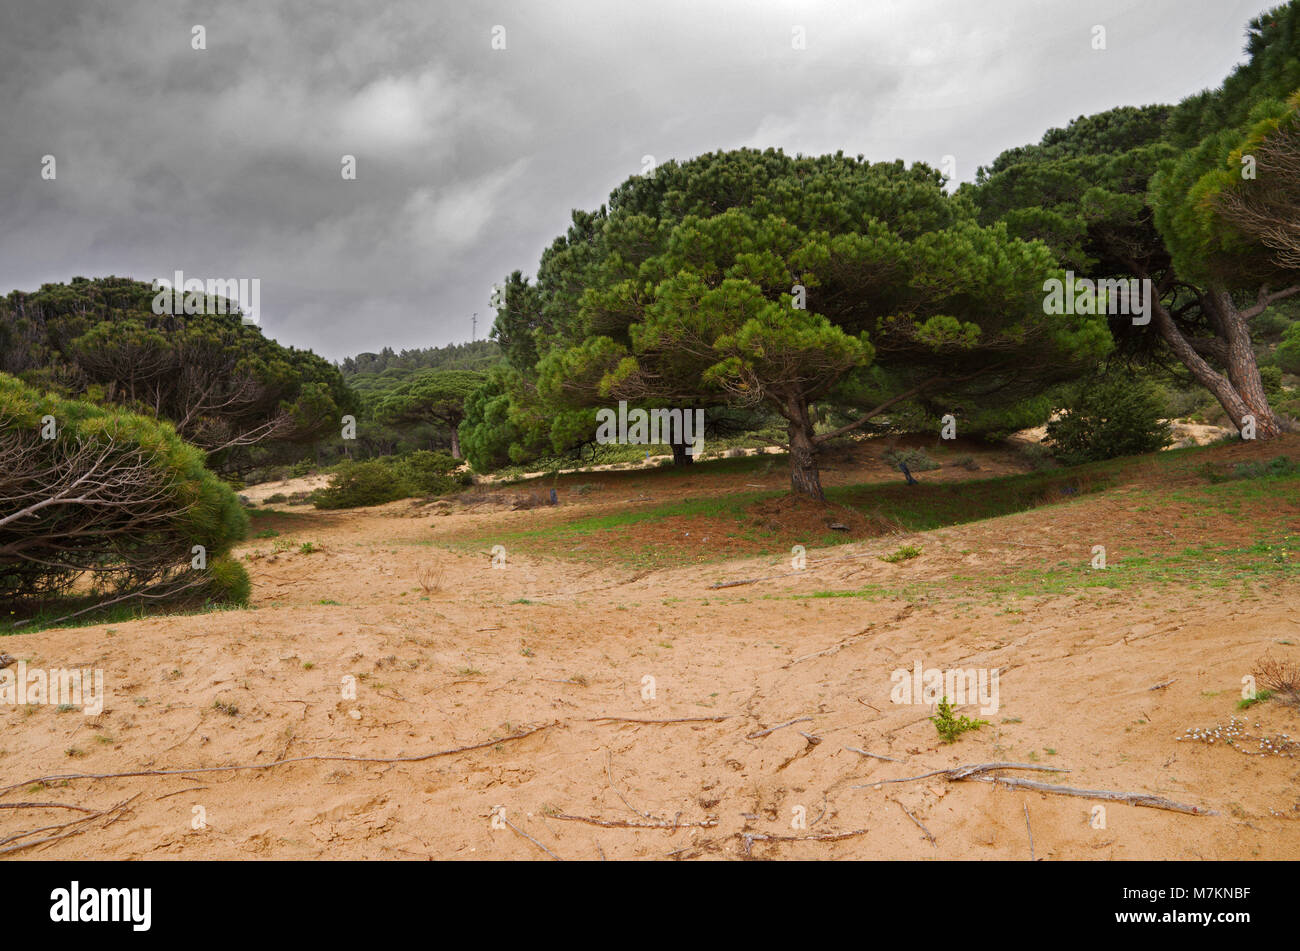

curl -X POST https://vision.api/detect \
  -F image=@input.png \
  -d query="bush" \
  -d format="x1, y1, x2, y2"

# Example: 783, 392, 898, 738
1019, 442, 1059, 470
883, 448, 940, 472
1259, 364, 1285, 403
395, 450, 464, 495
1276, 322, 1300, 375
0, 373, 247, 614
1045, 375, 1172, 465
203, 556, 251, 606
930, 696, 989, 744
310, 460, 410, 509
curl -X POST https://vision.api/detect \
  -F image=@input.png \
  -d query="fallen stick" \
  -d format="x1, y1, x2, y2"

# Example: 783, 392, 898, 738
746, 716, 813, 739
968, 774, 1217, 816
854, 761, 1068, 788
740, 828, 869, 855
501, 816, 562, 861
845, 747, 904, 763
0, 801, 99, 814
586, 715, 732, 725
155, 786, 209, 801
891, 798, 935, 846
785, 627, 877, 667
606, 752, 661, 822
785, 606, 914, 668
0, 795, 138, 856
1149, 679, 1177, 691
551, 813, 718, 829
1024, 803, 1035, 861
0, 721, 560, 797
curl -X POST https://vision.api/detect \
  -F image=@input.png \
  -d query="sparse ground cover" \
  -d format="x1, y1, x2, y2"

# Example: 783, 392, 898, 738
1, 434, 1298, 860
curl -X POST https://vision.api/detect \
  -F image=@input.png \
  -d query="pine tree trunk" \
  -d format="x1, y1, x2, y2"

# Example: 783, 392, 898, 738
1151, 296, 1277, 438
787, 399, 825, 501
670, 441, 694, 467
449, 424, 463, 460
1207, 288, 1284, 438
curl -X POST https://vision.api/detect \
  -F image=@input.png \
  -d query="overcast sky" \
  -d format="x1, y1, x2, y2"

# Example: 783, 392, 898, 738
0, 0, 1280, 362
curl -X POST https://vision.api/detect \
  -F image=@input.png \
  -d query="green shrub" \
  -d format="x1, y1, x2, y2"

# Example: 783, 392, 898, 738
0, 373, 248, 613
1019, 442, 1059, 470
881, 544, 923, 563
1277, 322, 1300, 375
1259, 364, 1285, 403
930, 696, 988, 744
204, 556, 251, 606
1045, 375, 1172, 465
311, 460, 410, 509
395, 450, 464, 495
883, 448, 940, 472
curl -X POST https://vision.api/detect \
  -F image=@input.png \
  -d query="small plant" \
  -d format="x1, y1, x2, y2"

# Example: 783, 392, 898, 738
299, 542, 317, 554
1238, 689, 1275, 710
416, 565, 444, 595
302, 662, 315, 670
881, 544, 923, 563
930, 696, 988, 744
1253, 654, 1300, 707
56, 703, 76, 713
212, 699, 239, 717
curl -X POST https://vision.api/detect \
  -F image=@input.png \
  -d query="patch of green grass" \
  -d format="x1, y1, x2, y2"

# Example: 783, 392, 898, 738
1238, 689, 1275, 710
881, 544, 923, 563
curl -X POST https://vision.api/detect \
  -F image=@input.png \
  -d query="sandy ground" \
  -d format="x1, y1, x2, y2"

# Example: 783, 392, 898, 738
2, 436, 1298, 860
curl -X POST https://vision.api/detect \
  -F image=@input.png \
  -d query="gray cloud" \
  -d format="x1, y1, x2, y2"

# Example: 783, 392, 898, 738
0, 0, 1278, 360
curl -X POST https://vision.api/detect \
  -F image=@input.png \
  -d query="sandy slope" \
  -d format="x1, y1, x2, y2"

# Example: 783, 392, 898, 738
2, 439, 1298, 860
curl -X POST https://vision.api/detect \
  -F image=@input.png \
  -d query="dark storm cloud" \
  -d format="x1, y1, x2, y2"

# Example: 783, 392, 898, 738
0, 0, 1279, 360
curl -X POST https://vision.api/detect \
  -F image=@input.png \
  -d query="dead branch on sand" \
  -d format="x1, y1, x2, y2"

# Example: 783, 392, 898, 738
746, 716, 814, 739
0, 794, 139, 856
855, 761, 1217, 816
586, 715, 733, 725
845, 747, 904, 763
550, 813, 718, 830
854, 761, 1067, 787
0, 721, 560, 797
891, 798, 935, 846
740, 828, 869, 856
500, 815, 562, 861
967, 774, 1218, 815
